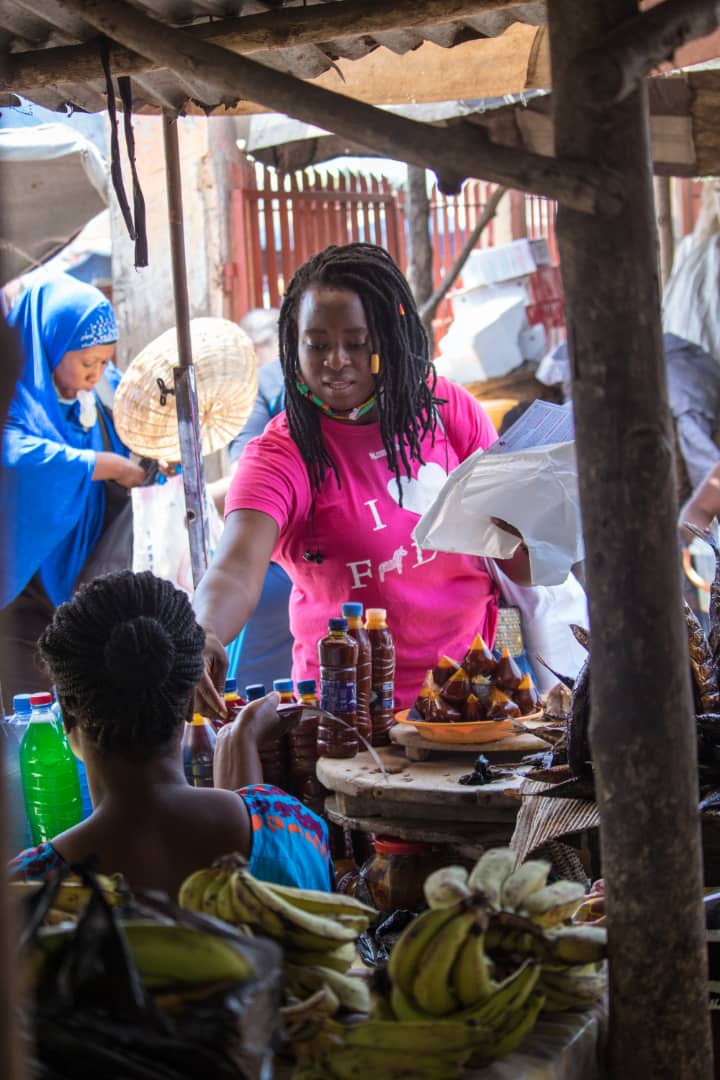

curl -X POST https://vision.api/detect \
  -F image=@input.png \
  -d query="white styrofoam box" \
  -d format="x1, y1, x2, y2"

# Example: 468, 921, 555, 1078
437, 285, 526, 382
462, 239, 539, 289
519, 322, 547, 361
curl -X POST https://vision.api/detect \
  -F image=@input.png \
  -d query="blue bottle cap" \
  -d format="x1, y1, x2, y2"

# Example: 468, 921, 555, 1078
273, 678, 294, 693
342, 602, 364, 618
245, 684, 266, 701
297, 679, 317, 695
224, 678, 238, 694
12, 694, 32, 714
329, 617, 348, 632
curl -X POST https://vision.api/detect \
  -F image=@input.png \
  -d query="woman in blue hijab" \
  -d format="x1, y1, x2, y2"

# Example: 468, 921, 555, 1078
0, 274, 145, 698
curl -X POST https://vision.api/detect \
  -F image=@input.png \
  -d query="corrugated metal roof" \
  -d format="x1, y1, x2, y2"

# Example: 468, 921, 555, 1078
0, 0, 546, 115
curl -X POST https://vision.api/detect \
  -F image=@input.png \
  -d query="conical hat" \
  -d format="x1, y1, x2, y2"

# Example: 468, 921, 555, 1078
113, 317, 258, 459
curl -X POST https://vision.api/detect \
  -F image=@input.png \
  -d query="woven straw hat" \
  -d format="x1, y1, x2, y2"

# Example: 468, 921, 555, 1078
113, 317, 258, 459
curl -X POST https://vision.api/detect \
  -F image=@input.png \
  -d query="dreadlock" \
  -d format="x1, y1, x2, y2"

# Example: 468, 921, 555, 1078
39, 570, 205, 760
278, 242, 442, 500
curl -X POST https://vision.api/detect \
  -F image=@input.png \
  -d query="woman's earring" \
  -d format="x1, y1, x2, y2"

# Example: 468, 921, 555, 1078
370, 353, 381, 375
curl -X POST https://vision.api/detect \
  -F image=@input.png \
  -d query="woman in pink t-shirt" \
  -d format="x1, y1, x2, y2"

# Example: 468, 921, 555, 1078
194, 243, 531, 714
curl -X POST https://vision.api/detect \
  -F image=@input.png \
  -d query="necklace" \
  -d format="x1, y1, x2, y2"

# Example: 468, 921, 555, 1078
295, 379, 377, 422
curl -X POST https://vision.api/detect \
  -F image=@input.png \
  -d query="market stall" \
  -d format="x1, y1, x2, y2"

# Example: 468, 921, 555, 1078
3, 1, 720, 1078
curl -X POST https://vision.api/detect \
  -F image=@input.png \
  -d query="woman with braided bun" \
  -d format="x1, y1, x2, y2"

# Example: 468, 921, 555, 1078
194, 243, 531, 718
8, 570, 333, 894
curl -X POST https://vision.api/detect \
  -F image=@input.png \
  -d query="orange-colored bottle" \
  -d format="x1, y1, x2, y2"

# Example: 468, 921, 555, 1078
342, 602, 372, 745
317, 618, 359, 759
366, 607, 395, 746
182, 714, 216, 788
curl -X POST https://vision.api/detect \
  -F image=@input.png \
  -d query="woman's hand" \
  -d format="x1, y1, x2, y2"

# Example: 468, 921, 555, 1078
492, 517, 532, 586
195, 630, 229, 719
93, 451, 146, 488
214, 691, 284, 790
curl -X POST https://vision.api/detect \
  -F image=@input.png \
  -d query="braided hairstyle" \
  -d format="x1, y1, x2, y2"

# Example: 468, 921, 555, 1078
278, 242, 442, 499
39, 571, 205, 760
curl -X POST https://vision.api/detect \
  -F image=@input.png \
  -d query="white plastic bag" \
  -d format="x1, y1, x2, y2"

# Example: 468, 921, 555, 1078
131, 473, 223, 594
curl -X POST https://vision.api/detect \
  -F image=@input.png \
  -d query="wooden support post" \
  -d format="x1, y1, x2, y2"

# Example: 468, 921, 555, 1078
547, 2, 712, 1076
405, 165, 434, 344
162, 113, 210, 588
654, 176, 674, 289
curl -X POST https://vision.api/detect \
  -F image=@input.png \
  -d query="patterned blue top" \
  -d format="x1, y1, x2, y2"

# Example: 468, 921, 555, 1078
7, 785, 334, 893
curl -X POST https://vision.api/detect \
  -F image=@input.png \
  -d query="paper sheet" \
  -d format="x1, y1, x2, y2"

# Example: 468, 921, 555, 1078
414, 401, 584, 586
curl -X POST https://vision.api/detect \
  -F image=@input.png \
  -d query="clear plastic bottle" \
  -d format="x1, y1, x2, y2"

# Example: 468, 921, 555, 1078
20, 692, 82, 845
365, 608, 396, 746
317, 617, 359, 759
3, 694, 33, 850
289, 678, 325, 813
342, 602, 373, 746
52, 698, 92, 821
182, 713, 217, 788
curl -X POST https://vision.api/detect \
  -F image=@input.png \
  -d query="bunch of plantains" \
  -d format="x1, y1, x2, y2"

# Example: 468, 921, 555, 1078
178, 855, 375, 1046
297, 848, 606, 1078
19, 865, 282, 1079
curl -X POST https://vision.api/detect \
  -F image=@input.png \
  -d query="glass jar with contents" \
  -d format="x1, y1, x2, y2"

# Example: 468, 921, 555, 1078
361, 837, 447, 913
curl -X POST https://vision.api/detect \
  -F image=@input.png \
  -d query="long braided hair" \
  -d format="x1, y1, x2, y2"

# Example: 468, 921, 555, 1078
39, 570, 205, 760
278, 243, 442, 499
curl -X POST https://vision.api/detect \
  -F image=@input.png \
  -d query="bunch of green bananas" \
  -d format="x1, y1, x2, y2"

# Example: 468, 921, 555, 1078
28, 919, 256, 991
10, 873, 125, 926
179, 856, 375, 1043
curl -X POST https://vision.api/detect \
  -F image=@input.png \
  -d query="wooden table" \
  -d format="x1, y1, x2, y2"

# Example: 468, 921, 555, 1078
317, 745, 527, 852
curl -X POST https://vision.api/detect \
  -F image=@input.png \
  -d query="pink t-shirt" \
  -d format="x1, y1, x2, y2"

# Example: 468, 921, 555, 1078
225, 377, 499, 709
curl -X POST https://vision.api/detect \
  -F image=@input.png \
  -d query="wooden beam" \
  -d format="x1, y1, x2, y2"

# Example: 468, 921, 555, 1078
3, 0, 541, 91
52, 0, 621, 216
547, 0, 713, 1076
570, 0, 720, 109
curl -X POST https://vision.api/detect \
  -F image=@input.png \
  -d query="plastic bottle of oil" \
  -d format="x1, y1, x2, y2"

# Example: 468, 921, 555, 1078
342, 602, 372, 745
365, 608, 395, 746
317, 617, 359, 759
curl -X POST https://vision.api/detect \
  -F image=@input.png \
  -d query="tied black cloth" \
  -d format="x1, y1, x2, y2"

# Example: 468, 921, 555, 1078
100, 40, 148, 268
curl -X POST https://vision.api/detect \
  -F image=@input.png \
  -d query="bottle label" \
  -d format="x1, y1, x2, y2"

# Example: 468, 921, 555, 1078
371, 683, 394, 711
321, 681, 357, 715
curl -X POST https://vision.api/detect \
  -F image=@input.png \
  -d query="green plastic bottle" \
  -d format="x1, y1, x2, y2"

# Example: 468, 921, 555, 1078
20, 692, 82, 845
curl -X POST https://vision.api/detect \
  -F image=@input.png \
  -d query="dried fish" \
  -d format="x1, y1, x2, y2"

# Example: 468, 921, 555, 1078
684, 601, 720, 713
567, 655, 592, 778
535, 655, 575, 690
570, 624, 591, 651
699, 787, 720, 814
684, 523, 720, 666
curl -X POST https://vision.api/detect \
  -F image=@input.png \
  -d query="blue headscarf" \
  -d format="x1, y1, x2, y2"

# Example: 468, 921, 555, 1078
1, 274, 127, 609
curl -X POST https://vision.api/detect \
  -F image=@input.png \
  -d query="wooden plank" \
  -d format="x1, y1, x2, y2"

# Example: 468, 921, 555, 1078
4, 0, 539, 89
324, 797, 513, 852
278, 173, 293, 298
547, 0, 713, 1076
262, 181, 280, 308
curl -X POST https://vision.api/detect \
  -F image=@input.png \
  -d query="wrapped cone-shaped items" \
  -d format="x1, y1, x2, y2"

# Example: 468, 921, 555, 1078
494, 648, 523, 692
487, 686, 521, 719
432, 655, 460, 687
514, 673, 541, 715
463, 692, 486, 723
461, 633, 497, 678
440, 666, 471, 706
